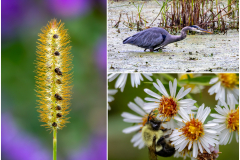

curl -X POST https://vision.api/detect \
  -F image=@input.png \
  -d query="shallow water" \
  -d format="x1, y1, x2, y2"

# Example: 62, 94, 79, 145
108, 1, 239, 72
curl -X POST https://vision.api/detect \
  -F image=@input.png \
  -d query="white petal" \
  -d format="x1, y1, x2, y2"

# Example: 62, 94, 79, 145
176, 88, 191, 100
174, 115, 183, 122
131, 132, 142, 142
176, 87, 184, 99
204, 123, 218, 127
236, 131, 239, 143
199, 137, 211, 153
172, 136, 186, 146
204, 129, 218, 134
156, 79, 169, 97
202, 135, 218, 146
172, 79, 177, 98
209, 77, 219, 84
200, 107, 211, 123
228, 132, 233, 144
138, 141, 145, 149
123, 119, 143, 123
134, 97, 145, 109
169, 81, 173, 97
198, 141, 203, 153
133, 136, 143, 147
220, 129, 230, 145
142, 73, 153, 81
216, 86, 224, 101
145, 97, 160, 102
170, 130, 182, 138
179, 107, 190, 122
121, 112, 143, 120
210, 113, 226, 119
215, 105, 227, 116
211, 118, 226, 123
208, 82, 221, 95
108, 89, 118, 95
196, 104, 204, 120
144, 89, 161, 99
115, 74, 128, 92
131, 74, 135, 88
188, 141, 193, 150
178, 99, 196, 104
128, 102, 146, 116
108, 96, 114, 102
192, 142, 198, 158
122, 125, 142, 134
143, 106, 158, 113
178, 139, 189, 152
108, 73, 119, 81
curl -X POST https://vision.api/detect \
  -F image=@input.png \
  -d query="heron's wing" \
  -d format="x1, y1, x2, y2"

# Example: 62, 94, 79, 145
124, 28, 166, 49
148, 136, 158, 160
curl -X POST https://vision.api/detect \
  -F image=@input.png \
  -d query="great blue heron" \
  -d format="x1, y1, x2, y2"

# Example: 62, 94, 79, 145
123, 25, 212, 52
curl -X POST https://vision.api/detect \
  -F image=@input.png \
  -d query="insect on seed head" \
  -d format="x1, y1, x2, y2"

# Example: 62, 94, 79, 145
55, 68, 62, 75
52, 122, 57, 127
55, 93, 63, 100
54, 51, 60, 56
53, 34, 59, 39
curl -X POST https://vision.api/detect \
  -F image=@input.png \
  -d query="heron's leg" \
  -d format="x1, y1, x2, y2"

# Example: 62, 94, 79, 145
144, 48, 147, 52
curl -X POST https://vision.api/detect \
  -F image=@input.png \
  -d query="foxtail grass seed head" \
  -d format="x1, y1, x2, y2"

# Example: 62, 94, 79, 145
35, 19, 73, 131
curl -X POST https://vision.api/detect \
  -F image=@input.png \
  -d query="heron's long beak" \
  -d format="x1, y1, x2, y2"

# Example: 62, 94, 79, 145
199, 28, 213, 34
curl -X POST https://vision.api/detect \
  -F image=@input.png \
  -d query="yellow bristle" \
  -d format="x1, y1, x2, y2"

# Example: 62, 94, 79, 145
35, 19, 73, 131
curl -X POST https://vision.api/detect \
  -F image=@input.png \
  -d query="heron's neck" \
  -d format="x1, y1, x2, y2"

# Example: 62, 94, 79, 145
169, 31, 187, 43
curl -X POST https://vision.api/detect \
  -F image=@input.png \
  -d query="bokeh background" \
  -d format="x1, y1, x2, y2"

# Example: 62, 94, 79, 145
2, 0, 106, 160
108, 74, 239, 160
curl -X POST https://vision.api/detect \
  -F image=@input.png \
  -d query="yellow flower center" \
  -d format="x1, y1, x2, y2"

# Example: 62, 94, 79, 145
179, 74, 196, 91
180, 117, 204, 141
218, 73, 239, 89
158, 96, 179, 121
226, 107, 239, 132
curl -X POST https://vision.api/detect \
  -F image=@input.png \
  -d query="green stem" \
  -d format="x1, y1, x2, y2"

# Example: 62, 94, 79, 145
161, 74, 199, 108
52, 30, 58, 160
53, 129, 57, 160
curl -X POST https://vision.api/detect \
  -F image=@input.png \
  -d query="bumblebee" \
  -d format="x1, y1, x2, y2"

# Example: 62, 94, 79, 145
142, 110, 175, 160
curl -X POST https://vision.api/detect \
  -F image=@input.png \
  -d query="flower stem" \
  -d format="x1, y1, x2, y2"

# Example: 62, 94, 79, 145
53, 128, 57, 160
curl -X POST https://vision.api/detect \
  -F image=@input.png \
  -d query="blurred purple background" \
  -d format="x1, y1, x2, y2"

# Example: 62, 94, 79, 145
2, 0, 107, 159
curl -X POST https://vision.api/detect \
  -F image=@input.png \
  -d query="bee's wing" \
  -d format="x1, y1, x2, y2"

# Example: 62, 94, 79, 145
148, 136, 158, 160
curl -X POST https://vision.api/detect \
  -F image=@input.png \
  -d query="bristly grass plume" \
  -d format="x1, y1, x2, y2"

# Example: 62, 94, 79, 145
36, 18, 73, 160
35, 18, 73, 131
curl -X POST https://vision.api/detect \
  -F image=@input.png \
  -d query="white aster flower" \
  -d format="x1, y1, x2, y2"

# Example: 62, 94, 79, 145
108, 89, 118, 110
178, 73, 204, 94
108, 73, 153, 92
121, 97, 149, 149
208, 73, 239, 104
170, 104, 219, 158
144, 78, 197, 129
209, 94, 239, 145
